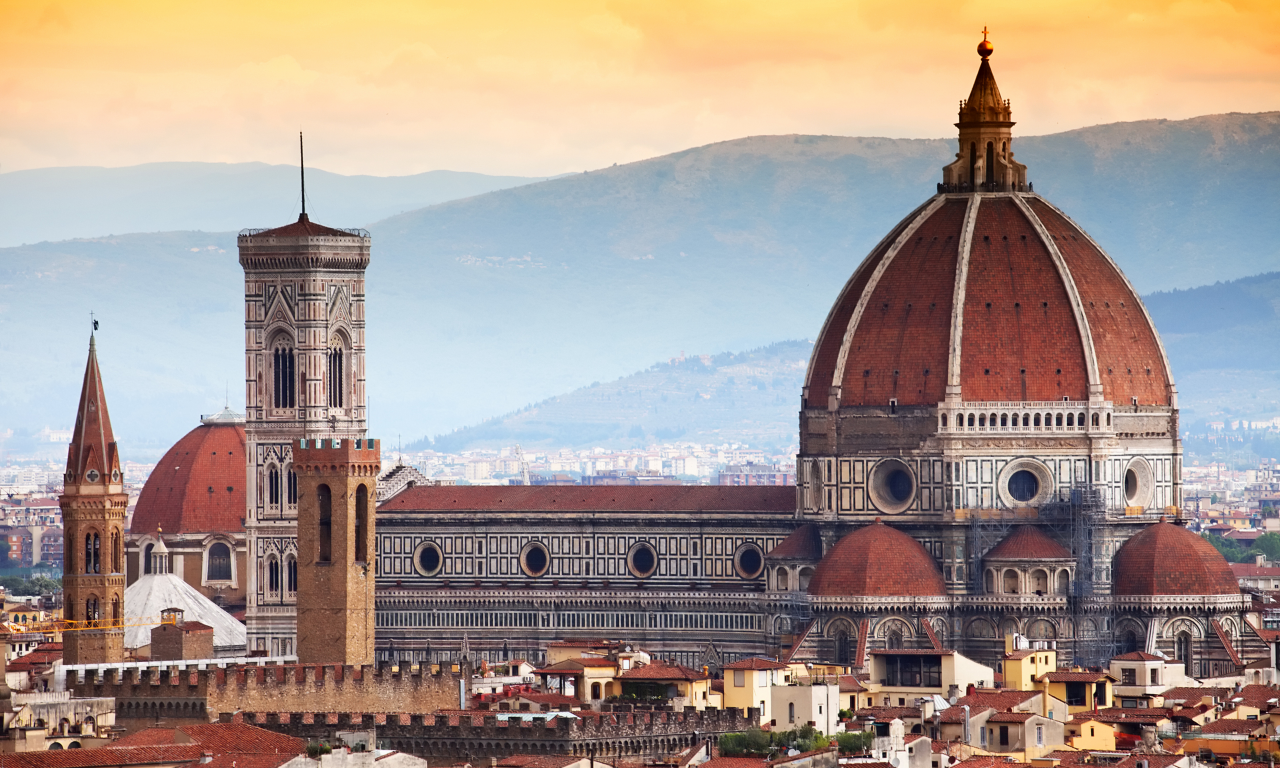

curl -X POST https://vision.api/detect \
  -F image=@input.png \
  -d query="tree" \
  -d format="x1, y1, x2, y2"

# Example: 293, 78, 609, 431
838, 731, 874, 754
1203, 533, 1249, 563
1253, 533, 1280, 561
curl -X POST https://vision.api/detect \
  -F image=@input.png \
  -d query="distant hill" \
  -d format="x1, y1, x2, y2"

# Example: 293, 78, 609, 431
2, 112, 1278, 455
0, 162, 548, 247
422, 341, 811, 452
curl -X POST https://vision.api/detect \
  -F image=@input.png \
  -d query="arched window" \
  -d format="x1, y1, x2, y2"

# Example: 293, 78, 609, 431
985, 142, 995, 185
1033, 413, 1041, 427
1022, 413, 1030, 427
272, 344, 296, 409
798, 567, 814, 591
985, 569, 995, 594
85, 533, 100, 574
1031, 569, 1048, 594
86, 596, 99, 623
1078, 412, 1086, 427
1066, 413, 1075, 427
1000, 414, 1008, 427
989, 413, 997, 426
207, 543, 232, 581
1175, 631, 1193, 668
1055, 413, 1063, 427
1092, 413, 1100, 427
268, 466, 280, 505
1003, 569, 1019, 594
111, 597, 119, 622
591, 682, 601, 700
1121, 630, 1140, 655
318, 484, 332, 563
143, 543, 154, 575
267, 556, 280, 594
978, 414, 986, 428
967, 413, 975, 427
1057, 570, 1070, 594
355, 484, 369, 563
287, 468, 298, 505
327, 347, 345, 408
112, 531, 121, 573
286, 555, 298, 594
940, 414, 948, 428
776, 567, 789, 591
968, 142, 977, 186
887, 629, 904, 649
836, 631, 851, 665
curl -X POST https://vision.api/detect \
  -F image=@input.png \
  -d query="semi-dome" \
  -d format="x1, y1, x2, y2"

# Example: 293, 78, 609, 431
132, 412, 247, 536
1112, 522, 1238, 596
807, 520, 945, 597
985, 525, 1071, 561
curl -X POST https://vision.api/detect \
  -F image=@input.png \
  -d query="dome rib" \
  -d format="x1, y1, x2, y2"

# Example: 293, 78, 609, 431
829, 195, 952, 406
807, 521, 945, 597
1013, 194, 1102, 392
1026, 197, 1176, 406
945, 195, 981, 393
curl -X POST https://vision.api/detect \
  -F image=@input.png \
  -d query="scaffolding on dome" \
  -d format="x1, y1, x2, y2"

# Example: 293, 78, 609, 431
967, 483, 1113, 668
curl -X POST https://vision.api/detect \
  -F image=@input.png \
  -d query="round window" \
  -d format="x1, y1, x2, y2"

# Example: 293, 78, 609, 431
85, 469, 100, 483
413, 542, 443, 577
868, 459, 916, 514
1008, 470, 1039, 502
521, 542, 550, 577
627, 542, 657, 578
111, 470, 121, 483
1125, 469, 1139, 502
734, 543, 764, 579
1124, 458, 1154, 508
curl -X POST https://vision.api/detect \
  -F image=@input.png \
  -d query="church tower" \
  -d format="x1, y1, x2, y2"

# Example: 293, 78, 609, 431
239, 156, 371, 655
293, 437, 380, 664
59, 335, 126, 665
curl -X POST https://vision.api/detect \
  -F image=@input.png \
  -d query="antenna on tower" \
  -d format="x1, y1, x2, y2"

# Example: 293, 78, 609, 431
299, 132, 307, 219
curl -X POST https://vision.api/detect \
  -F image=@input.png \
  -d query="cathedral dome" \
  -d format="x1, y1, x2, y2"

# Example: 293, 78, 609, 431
802, 193, 1173, 409
802, 41, 1173, 413
131, 412, 247, 536
1112, 521, 1238, 596
807, 520, 945, 597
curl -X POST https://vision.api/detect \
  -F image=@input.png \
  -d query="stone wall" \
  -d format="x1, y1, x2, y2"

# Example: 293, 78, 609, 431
68, 663, 465, 733
227, 706, 756, 762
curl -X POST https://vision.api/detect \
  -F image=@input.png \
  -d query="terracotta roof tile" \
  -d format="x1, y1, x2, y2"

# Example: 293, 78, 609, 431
808, 521, 944, 597
1200, 719, 1268, 735
0, 746, 204, 768
1112, 652, 1163, 661
1113, 522, 1239, 596
984, 526, 1071, 561
248, 214, 363, 239
618, 661, 707, 681
381, 485, 794, 514
767, 524, 823, 560
721, 658, 788, 670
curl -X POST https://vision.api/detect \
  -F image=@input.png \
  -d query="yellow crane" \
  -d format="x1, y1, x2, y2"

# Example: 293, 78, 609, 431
5, 615, 178, 634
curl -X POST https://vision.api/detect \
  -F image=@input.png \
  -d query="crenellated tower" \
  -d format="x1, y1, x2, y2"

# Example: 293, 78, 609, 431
239, 200, 371, 656
59, 335, 127, 665
293, 437, 380, 665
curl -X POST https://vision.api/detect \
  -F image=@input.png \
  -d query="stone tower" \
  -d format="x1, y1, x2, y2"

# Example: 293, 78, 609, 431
239, 212, 371, 656
59, 335, 126, 665
293, 437, 380, 665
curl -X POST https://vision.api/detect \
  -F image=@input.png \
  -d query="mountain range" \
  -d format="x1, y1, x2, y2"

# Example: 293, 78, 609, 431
1, 111, 1277, 458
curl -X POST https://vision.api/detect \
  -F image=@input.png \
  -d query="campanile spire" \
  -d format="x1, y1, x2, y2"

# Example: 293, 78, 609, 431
941, 29, 1028, 192
60, 334, 127, 665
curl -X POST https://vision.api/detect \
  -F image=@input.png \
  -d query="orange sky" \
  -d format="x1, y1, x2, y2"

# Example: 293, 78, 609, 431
1, 0, 1278, 176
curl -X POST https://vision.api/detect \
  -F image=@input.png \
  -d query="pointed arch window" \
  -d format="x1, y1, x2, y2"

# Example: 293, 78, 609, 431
327, 346, 345, 408
286, 555, 298, 594
267, 466, 280, 506
286, 469, 298, 506
112, 531, 121, 573
272, 345, 296, 409
267, 555, 281, 595
85, 533, 100, 574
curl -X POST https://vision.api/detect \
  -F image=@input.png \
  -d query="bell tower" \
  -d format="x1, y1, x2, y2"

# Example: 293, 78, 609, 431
239, 139, 372, 656
293, 437, 380, 665
59, 334, 126, 665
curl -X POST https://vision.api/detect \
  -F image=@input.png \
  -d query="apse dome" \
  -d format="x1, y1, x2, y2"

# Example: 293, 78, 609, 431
807, 520, 945, 597
1112, 521, 1238, 597
132, 408, 247, 536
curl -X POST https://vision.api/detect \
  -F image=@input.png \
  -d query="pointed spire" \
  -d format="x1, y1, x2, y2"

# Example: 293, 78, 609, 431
299, 131, 308, 223
960, 29, 1010, 125
66, 334, 120, 486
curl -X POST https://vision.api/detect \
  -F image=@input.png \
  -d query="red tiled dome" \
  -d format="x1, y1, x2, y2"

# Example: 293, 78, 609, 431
802, 196, 1173, 409
1112, 522, 1239, 596
807, 520, 945, 597
131, 416, 247, 536
985, 525, 1071, 561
